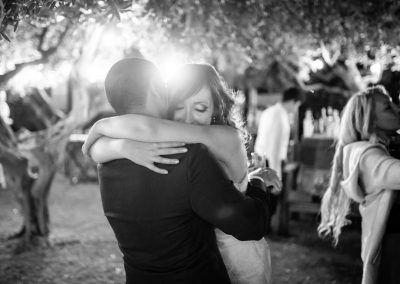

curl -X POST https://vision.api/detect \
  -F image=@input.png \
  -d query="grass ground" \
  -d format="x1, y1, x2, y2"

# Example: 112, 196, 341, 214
0, 174, 362, 284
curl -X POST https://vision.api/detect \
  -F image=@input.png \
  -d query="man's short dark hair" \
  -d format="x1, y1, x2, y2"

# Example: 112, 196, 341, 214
104, 58, 163, 114
282, 87, 302, 102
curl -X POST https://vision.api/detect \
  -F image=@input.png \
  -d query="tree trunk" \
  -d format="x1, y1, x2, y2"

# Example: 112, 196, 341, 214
22, 151, 55, 239
9, 88, 63, 132
2, 26, 96, 250
0, 116, 35, 245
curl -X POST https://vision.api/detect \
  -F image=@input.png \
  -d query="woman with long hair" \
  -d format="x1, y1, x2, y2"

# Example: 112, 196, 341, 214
83, 63, 277, 283
318, 86, 400, 284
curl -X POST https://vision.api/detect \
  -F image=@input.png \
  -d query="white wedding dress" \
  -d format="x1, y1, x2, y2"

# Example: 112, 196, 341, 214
216, 180, 272, 284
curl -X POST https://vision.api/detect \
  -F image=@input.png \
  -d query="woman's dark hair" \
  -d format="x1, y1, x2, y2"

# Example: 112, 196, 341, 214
168, 63, 248, 143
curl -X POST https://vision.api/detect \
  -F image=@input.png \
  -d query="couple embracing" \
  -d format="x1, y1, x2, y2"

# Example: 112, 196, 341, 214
82, 58, 281, 284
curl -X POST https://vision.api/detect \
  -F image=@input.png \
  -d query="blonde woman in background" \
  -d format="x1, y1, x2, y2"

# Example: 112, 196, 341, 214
318, 86, 400, 284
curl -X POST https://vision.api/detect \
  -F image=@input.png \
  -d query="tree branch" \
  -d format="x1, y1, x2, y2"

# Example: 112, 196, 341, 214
0, 0, 4, 30
0, 114, 17, 147
37, 27, 49, 53
280, 0, 308, 29
0, 58, 46, 87
41, 23, 70, 57
0, 116, 26, 173
0, 23, 71, 87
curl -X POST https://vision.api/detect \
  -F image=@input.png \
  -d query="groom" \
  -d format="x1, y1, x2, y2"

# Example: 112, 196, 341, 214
91, 58, 272, 284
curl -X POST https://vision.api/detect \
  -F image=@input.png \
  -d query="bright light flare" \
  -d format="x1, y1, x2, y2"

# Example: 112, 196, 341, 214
56, 15, 65, 22
83, 59, 115, 84
370, 63, 381, 75
157, 52, 187, 82
311, 59, 324, 71
7, 62, 74, 92
8, 65, 44, 92
58, 62, 72, 77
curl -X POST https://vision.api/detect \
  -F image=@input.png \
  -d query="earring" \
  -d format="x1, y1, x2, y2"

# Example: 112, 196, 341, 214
212, 116, 216, 124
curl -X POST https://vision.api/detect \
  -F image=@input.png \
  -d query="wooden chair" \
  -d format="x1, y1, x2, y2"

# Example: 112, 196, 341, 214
277, 137, 335, 235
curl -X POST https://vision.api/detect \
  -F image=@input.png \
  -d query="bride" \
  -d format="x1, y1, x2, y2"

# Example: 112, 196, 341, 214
83, 63, 279, 284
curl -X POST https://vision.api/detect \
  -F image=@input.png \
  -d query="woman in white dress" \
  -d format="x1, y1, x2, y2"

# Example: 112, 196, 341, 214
83, 63, 278, 284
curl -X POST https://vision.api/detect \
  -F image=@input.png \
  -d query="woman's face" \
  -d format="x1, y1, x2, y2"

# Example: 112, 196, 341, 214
374, 93, 400, 132
173, 86, 214, 125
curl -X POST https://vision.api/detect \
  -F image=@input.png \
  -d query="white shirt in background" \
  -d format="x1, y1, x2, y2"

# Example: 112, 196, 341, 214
254, 102, 291, 178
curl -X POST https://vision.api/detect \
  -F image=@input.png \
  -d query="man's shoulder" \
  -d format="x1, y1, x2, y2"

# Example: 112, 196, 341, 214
185, 143, 215, 160
185, 143, 223, 173
98, 159, 141, 174
260, 105, 275, 119
186, 143, 208, 153
260, 104, 284, 123
263, 103, 281, 114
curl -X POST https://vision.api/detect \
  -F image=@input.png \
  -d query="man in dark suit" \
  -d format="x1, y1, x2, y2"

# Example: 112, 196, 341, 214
90, 58, 272, 284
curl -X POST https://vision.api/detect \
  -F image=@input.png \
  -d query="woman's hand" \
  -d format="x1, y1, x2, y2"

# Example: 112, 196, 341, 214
249, 167, 282, 195
116, 140, 187, 174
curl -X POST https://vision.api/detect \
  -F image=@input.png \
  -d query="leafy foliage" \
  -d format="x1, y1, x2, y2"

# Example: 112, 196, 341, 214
2, 1, 400, 57
2, 0, 400, 77
0, 0, 133, 40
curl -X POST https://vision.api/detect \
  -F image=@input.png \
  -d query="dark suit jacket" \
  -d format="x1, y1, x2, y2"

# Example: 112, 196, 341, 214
98, 143, 270, 284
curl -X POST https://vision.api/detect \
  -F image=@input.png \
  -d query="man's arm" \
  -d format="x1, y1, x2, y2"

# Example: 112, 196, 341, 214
188, 144, 271, 241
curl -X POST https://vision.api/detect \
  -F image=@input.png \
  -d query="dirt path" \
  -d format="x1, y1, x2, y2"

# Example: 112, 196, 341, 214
0, 174, 362, 284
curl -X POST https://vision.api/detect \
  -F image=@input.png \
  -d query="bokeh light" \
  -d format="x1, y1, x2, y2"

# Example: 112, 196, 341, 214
311, 59, 324, 71
156, 51, 188, 82
370, 62, 381, 75
83, 59, 116, 84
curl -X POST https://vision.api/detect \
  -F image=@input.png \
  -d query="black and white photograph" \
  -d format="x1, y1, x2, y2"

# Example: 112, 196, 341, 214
1, 1, 400, 283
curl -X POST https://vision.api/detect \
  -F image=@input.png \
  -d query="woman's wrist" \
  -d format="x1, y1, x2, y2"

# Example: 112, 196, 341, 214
237, 172, 249, 189
91, 120, 103, 135
112, 139, 127, 157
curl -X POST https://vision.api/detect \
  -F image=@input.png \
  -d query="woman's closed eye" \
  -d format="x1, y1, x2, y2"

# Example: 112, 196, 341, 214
194, 104, 209, 113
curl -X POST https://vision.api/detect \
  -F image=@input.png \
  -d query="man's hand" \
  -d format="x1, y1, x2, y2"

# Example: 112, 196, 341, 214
249, 167, 282, 195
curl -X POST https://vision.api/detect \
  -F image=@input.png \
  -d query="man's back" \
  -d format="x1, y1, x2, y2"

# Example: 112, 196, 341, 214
98, 144, 230, 284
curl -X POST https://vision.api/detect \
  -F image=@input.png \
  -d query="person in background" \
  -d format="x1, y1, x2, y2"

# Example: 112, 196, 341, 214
254, 87, 302, 179
319, 86, 400, 284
